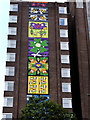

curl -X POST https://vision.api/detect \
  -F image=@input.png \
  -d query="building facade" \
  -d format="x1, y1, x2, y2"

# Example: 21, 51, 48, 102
2, 1, 90, 120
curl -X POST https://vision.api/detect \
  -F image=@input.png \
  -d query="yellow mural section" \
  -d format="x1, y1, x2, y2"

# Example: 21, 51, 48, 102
28, 76, 48, 94
28, 21, 48, 38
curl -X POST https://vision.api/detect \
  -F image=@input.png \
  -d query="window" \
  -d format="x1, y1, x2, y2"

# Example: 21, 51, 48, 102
59, 18, 67, 26
7, 40, 16, 48
61, 55, 70, 64
62, 98, 72, 108
59, 7, 67, 14
2, 113, 12, 119
8, 27, 17, 35
60, 42, 69, 50
9, 16, 17, 23
62, 83, 71, 92
6, 53, 16, 62
3, 97, 13, 107
76, 0, 83, 8
5, 67, 15, 76
61, 68, 70, 78
10, 4, 18, 11
60, 30, 68, 37
5, 81, 14, 91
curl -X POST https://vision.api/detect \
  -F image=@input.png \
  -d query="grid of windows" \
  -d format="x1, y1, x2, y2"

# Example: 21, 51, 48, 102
10, 4, 18, 11
6, 53, 16, 62
9, 15, 17, 23
8, 27, 17, 35
3, 97, 13, 107
62, 98, 72, 108
59, 7, 67, 14
59, 18, 67, 26
5, 81, 14, 91
62, 83, 71, 92
61, 68, 70, 78
61, 55, 70, 64
5, 67, 15, 76
7, 40, 16, 48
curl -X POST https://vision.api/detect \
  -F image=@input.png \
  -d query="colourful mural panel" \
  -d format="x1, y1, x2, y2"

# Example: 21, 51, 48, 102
28, 21, 48, 38
28, 57, 48, 76
29, 14, 48, 21
28, 38, 48, 57
27, 2, 49, 95
29, 7, 48, 14
29, 2, 48, 8
28, 76, 48, 94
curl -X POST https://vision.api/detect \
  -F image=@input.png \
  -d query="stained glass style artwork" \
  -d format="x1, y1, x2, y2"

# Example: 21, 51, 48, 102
28, 76, 48, 94
29, 2, 48, 8
27, 3, 49, 95
28, 38, 48, 57
28, 57, 48, 76
29, 15, 48, 21
29, 7, 48, 14
28, 22, 48, 38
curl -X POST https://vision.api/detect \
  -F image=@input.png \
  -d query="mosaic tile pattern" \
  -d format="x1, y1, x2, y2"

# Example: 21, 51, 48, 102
27, 2, 49, 95
28, 76, 48, 94
28, 38, 49, 57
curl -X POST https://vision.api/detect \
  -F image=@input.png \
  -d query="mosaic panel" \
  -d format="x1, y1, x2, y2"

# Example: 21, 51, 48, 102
28, 38, 48, 57
29, 2, 48, 7
28, 21, 48, 38
29, 14, 48, 21
29, 7, 48, 14
28, 57, 48, 76
28, 76, 48, 94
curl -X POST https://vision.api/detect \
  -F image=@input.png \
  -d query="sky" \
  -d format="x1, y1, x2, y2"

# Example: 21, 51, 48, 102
0, 0, 67, 119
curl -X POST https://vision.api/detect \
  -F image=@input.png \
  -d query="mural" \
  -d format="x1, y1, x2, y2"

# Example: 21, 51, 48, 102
28, 22, 48, 38
29, 7, 48, 14
29, 14, 48, 21
28, 76, 48, 94
27, 2, 48, 95
28, 57, 48, 76
28, 38, 48, 57
29, 2, 48, 7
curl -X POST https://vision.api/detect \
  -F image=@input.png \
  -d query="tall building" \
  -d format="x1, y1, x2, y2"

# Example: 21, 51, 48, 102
2, 0, 90, 120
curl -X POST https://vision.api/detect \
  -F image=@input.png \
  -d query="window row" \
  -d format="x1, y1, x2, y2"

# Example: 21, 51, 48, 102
3, 97, 13, 107
10, 4, 18, 11
5, 67, 15, 76
62, 98, 72, 108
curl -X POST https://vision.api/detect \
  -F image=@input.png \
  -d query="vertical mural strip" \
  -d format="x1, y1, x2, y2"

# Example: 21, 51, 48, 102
27, 2, 49, 95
